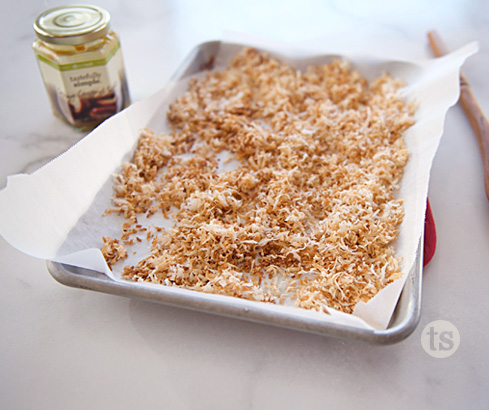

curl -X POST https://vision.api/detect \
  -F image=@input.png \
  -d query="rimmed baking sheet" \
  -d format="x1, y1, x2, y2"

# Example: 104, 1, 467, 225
1, 39, 477, 343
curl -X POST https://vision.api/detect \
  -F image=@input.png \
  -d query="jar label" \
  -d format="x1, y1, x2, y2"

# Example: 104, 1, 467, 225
36, 44, 129, 128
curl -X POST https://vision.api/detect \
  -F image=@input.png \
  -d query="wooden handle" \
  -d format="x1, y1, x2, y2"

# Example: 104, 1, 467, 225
428, 30, 489, 200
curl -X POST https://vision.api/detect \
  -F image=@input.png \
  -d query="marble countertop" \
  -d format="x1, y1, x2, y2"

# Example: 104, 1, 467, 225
1, 1, 488, 409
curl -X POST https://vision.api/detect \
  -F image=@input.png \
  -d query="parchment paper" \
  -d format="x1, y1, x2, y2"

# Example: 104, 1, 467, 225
0, 38, 477, 330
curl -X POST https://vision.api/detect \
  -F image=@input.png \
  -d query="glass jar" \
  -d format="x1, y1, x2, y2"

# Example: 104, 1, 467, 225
33, 5, 130, 130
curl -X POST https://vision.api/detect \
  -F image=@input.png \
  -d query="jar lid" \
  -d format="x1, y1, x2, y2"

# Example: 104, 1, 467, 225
34, 5, 110, 45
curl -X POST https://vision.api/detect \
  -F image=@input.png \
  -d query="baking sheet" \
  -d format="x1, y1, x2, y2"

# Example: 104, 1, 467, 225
0, 38, 477, 334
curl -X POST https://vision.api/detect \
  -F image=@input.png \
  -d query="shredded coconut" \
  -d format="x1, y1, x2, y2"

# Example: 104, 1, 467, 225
103, 47, 414, 314
101, 236, 128, 269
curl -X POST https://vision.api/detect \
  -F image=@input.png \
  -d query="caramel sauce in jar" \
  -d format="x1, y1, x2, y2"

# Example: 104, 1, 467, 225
33, 5, 130, 130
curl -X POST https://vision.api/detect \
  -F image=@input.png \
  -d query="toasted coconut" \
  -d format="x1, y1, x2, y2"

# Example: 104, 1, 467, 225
103, 48, 414, 314
101, 236, 128, 269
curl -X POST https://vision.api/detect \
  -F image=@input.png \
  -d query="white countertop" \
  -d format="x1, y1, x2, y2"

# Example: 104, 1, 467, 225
1, 1, 489, 409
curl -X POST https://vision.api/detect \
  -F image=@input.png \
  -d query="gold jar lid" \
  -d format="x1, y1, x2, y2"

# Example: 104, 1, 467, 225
34, 5, 110, 45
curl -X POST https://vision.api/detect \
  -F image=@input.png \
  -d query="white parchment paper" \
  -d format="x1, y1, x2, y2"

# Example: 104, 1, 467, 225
0, 39, 477, 330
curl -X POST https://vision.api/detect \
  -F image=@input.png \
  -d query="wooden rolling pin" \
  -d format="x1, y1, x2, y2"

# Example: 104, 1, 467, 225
428, 30, 489, 201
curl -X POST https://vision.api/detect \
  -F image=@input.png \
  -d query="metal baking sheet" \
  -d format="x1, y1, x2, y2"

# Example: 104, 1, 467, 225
46, 41, 423, 344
